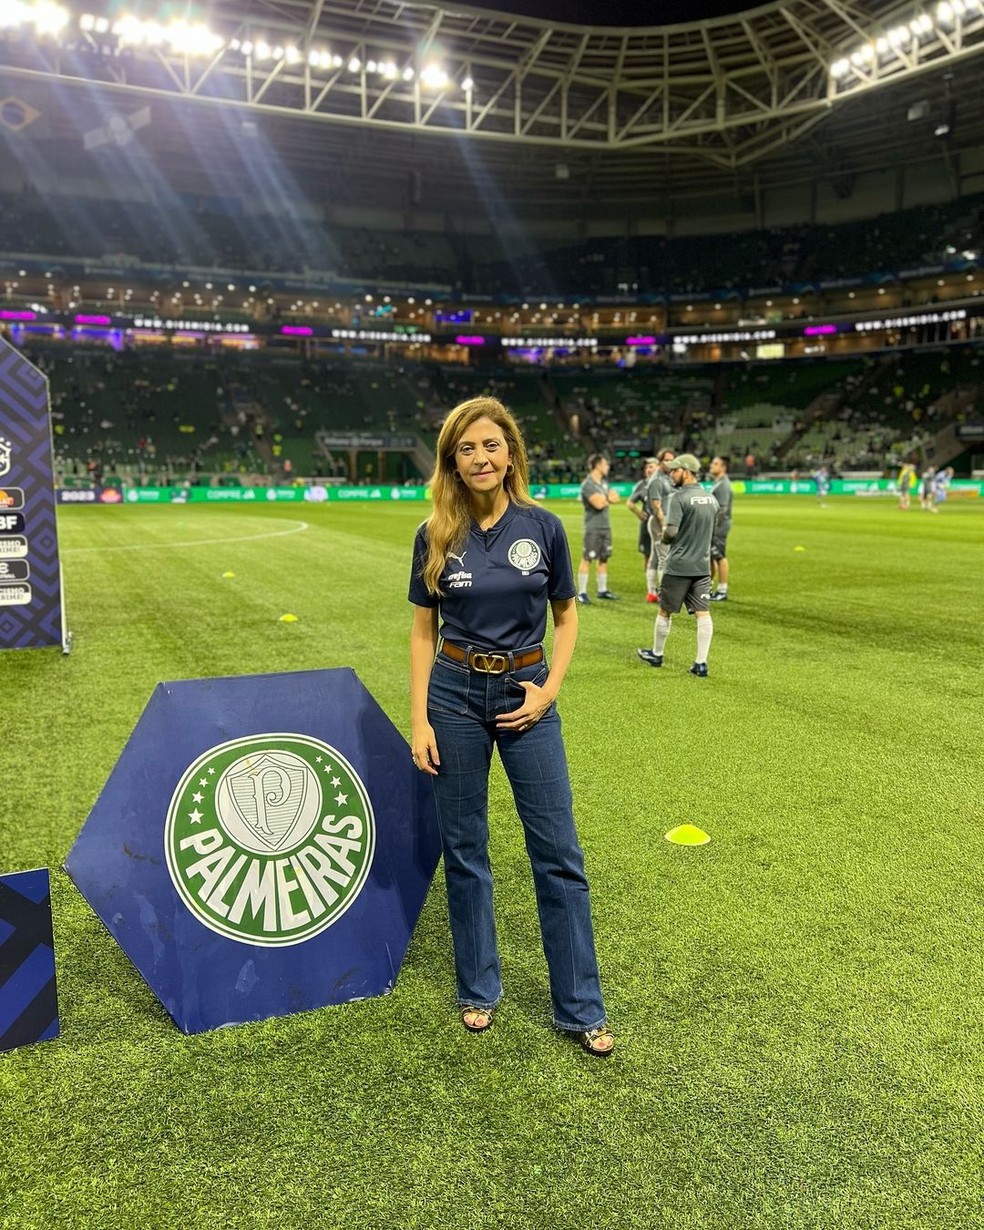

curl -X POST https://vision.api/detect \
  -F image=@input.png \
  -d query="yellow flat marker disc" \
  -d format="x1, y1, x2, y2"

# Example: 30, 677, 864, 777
665, 824, 710, 846
794, 545, 806, 552
278, 613, 299, 623
222, 571, 235, 578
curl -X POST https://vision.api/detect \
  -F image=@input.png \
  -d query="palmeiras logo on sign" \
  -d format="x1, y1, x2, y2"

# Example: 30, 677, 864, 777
165, 734, 375, 946
0, 435, 10, 478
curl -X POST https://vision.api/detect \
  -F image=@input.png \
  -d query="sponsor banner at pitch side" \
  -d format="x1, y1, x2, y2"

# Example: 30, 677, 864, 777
0, 340, 68, 649
64, 669, 441, 1034
55, 479, 984, 506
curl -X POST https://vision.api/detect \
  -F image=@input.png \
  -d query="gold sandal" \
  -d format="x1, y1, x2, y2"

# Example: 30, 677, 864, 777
578, 1025, 615, 1057
461, 1005, 495, 1033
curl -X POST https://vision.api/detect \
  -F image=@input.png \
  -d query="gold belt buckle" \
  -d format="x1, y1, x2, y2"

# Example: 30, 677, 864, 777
472, 652, 508, 674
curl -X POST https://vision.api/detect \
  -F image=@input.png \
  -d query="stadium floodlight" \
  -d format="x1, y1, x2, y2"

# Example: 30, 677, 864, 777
381, 60, 397, 78
366, 58, 377, 72
348, 56, 361, 72
420, 64, 448, 88
78, 11, 94, 30
164, 21, 223, 56
33, 2, 68, 34
0, 0, 27, 29
285, 45, 299, 64
831, 0, 983, 87
254, 40, 271, 60
462, 76, 474, 90
402, 65, 414, 80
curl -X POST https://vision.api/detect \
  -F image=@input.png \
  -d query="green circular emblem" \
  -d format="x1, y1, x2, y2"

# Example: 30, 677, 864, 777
164, 734, 375, 947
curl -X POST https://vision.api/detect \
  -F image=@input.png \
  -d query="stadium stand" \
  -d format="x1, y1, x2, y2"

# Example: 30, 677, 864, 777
2, 185, 981, 297
22, 341, 977, 486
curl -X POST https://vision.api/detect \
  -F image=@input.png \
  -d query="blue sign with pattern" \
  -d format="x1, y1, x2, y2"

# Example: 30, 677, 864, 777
0, 339, 67, 650
0, 868, 60, 1052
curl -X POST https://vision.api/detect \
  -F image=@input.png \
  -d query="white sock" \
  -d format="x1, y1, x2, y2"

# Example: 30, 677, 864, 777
645, 568, 658, 594
578, 568, 588, 594
597, 575, 608, 594
717, 583, 728, 595
654, 614, 671, 654
656, 570, 664, 587
695, 616, 713, 664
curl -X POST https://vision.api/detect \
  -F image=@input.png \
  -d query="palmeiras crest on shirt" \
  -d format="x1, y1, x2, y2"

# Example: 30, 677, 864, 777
507, 538, 541, 574
164, 734, 376, 947
0, 436, 11, 478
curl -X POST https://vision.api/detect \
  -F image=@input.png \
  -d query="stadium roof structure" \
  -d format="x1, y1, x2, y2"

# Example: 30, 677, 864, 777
1, 0, 984, 216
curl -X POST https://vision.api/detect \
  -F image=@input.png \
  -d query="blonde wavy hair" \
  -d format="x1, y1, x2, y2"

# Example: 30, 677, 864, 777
420, 396, 537, 596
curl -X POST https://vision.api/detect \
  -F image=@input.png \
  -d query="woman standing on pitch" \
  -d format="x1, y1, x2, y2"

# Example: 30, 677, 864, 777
408, 397, 614, 1057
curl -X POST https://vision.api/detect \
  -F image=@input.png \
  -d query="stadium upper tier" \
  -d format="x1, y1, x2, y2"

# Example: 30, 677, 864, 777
33, 344, 980, 485
1, 187, 981, 298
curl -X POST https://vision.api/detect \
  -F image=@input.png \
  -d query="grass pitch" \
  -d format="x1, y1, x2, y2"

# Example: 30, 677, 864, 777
1, 495, 982, 1229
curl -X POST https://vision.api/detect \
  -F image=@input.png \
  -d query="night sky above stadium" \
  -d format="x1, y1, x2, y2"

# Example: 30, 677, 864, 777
464, 0, 762, 25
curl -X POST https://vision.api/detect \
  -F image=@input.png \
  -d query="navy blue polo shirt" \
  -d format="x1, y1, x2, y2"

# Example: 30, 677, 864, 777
408, 502, 576, 651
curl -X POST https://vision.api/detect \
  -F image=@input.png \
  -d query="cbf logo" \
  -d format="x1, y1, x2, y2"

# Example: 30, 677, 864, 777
0, 436, 10, 479
507, 538, 541, 575
164, 735, 375, 947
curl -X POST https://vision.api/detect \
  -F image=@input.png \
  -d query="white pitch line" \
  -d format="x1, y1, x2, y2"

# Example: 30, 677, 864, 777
64, 519, 311, 554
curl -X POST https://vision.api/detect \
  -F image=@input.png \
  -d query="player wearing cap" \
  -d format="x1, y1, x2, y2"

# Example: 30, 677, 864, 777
644, 448, 677, 598
578, 453, 620, 603
627, 456, 659, 601
637, 453, 718, 677
708, 455, 733, 602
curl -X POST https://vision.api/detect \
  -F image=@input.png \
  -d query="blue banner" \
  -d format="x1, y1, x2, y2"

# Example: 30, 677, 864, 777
0, 868, 60, 1052
0, 340, 67, 649
65, 669, 441, 1034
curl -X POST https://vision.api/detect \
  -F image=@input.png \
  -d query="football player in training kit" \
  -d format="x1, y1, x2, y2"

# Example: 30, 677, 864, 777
644, 448, 677, 600
709, 455, 733, 602
578, 453, 620, 603
638, 453, 718, 677
627, 457, 659, 600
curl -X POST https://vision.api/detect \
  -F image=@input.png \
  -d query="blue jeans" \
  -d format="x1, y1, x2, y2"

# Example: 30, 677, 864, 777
427, 649, 607, 1032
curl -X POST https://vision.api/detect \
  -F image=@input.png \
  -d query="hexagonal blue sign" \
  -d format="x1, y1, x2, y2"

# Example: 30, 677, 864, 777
64, 669, 441, 1034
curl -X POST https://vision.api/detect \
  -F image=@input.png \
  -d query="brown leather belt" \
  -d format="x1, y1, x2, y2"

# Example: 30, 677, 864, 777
440, 641, 544, 675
